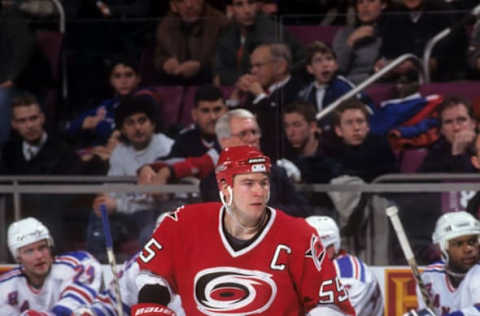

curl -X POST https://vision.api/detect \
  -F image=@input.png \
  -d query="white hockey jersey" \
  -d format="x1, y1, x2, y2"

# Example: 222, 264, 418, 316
0, 251, 102, 316
87, 253, 185, 316
332, 252, 384, 316
417, 261, 480, 316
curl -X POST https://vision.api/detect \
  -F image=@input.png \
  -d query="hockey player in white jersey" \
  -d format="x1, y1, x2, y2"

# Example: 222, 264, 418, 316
0, 217, 102, 316
306, 216, 384, 316
72, 252, 185, 316
405, 211, 480, 316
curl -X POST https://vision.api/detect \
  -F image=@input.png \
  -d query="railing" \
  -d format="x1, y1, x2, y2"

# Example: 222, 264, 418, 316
1, 175, 480, 265
315, 53, 424, 121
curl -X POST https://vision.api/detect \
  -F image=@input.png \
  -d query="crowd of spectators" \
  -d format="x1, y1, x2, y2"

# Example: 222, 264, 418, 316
1, 0, 480, 262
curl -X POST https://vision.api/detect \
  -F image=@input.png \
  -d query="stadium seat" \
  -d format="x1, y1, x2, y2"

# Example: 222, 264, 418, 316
399, 148, 428, 173
149, 85, 185, 130
285, 25, 341, 47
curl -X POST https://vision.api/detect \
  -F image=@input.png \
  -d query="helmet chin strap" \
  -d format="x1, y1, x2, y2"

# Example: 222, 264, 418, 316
219, 186, 233, 213
220, 185, 269, 234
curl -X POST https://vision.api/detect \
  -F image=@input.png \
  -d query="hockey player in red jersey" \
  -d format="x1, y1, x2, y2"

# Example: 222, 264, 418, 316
131, 145, 356, 316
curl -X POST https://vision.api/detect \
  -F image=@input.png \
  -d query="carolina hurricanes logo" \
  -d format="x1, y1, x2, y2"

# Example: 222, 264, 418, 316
194, 267, 277, 315
305, 234, 326, 271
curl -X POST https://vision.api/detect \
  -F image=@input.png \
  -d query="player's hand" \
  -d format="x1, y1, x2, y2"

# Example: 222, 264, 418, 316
451, 130, 476, 155
138, 165, 157, 185
130, 303, 176, 316
404, 308, 436, 316
92, 194, 117, 217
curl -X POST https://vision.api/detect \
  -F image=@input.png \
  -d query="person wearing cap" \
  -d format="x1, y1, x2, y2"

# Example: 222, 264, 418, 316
404, 211, 480, 316
87, 94, 174, 262
306, 216, 384, 316
130, 145, 355, 316
0, 217, 102, 316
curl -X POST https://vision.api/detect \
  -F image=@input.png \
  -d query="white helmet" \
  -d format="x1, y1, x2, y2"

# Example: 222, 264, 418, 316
8, 217, 54, 258
432, 211, 480, 261
305, 216, 341, 254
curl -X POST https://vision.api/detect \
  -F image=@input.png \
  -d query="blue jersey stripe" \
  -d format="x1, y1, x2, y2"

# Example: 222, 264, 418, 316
359, 259, 366, 282
336, 256, 353, 278
52, 305, 73, 316
63, 293, 87, 305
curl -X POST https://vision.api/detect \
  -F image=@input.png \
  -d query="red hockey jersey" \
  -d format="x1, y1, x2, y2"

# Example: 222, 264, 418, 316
137, 202, 355, 315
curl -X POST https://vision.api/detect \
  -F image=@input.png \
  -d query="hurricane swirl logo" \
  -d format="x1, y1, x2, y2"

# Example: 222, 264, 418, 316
194, 267, 277, 315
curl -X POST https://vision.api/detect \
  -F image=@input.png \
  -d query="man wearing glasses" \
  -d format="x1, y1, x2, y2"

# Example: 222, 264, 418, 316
138, 108, 313, 217
227, 43, 305, 160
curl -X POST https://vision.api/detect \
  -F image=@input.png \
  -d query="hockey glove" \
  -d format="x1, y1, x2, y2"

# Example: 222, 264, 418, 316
130, 303, 176, 316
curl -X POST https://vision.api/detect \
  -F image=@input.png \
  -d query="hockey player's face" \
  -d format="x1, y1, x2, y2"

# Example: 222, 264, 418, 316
17, 239, 53, 284
447, 234, 480, 273
232, 173, 270, 221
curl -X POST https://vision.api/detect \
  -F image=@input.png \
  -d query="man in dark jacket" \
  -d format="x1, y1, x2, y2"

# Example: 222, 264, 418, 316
214, 0, 304, 85
419, 96, 477, 173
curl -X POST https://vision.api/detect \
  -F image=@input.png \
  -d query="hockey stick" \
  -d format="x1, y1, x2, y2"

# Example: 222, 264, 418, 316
100, 204, 124, 316
385, 206, 435, 311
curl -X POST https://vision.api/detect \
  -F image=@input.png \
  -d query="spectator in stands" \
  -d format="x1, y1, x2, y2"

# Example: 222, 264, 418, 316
65, 58, 142, 159
419, 96, 477, 173
153, 0, 228, 85
0, 92, 86, 252
467, 20, 480, 77
466, 134, 480, 218
282, 101, 339, 183
325, 97, 397, 182
0, 6, 35, 146
298, 41, 374, 130
1, 92, 82, 175
87, 95, 174, 262
332, 0, 388, 84
214, 0, 304, 86
139, 108, 313, 217
167, 85, 226, 158
228, 43, 305, 160
375, 0, 467, 81
276, 0, 352, 25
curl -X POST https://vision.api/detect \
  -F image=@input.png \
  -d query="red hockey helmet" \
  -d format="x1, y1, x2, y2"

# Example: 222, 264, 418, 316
215, 145, 271, 187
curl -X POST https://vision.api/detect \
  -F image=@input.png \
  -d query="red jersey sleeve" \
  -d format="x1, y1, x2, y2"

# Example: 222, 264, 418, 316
136, 205, 185, 290
300, 231, 356, 315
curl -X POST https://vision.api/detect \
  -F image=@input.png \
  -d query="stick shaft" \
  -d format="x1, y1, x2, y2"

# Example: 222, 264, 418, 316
386, 206, 434, 310
100, 204, 124, 316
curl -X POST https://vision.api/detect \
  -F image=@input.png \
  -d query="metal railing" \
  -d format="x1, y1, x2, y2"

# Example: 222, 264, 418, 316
1, 174, 480, 264
315, 53, 424, 121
